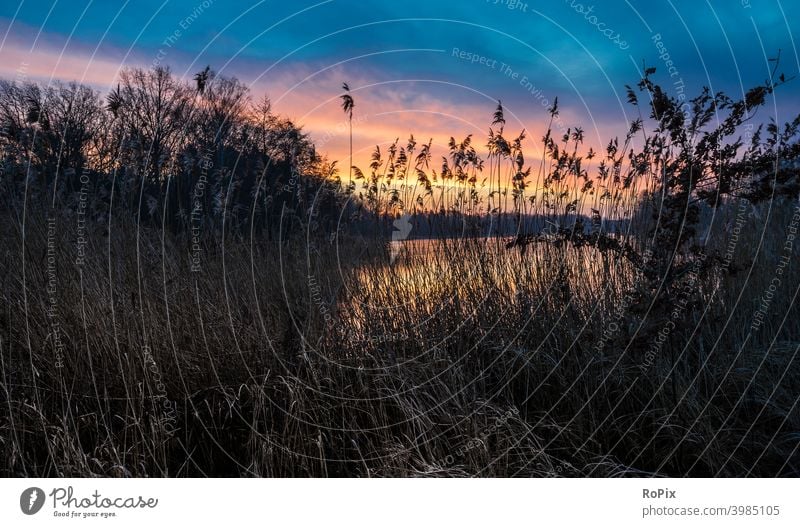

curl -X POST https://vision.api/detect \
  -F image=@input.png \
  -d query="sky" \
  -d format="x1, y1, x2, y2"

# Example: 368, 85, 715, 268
1, 0, 799, 171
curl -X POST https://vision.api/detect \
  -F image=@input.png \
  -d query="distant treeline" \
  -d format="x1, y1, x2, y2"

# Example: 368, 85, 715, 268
2, 64, 798, 252
358, 211, 631, 240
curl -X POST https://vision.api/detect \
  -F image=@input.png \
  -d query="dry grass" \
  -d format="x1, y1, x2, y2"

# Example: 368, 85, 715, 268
1, 195, 798, 477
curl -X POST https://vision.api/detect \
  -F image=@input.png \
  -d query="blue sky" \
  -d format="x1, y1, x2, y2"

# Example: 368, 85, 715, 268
1, 0, 798, 164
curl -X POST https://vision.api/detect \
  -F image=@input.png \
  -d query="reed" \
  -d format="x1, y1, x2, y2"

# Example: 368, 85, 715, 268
1, 67, 799, 477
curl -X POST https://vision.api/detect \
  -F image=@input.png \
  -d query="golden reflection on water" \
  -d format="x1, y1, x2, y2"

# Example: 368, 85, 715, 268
365, 237, 628, 288
341, 236, 634, 343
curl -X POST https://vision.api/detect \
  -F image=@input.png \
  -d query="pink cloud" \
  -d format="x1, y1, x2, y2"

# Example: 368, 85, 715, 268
0, 42, 127, 89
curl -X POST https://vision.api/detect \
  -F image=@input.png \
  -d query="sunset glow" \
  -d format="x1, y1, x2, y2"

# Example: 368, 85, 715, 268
3, 1, 798, 174
3, 0, 800, 496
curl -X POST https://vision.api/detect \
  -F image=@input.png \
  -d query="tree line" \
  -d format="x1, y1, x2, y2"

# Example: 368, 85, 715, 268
0, 65, 346, 240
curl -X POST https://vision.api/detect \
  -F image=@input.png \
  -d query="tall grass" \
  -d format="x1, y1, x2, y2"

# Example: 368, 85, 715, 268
1, 68, 800, 477
1, 191, 798, 476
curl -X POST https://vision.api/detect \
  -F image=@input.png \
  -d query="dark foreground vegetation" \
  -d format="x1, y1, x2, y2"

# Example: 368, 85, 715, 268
1, 64, 799, 476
